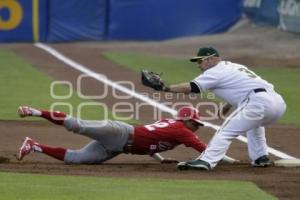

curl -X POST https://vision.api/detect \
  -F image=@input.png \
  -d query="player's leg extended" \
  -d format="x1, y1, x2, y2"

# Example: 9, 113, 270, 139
64, 118, 134, 152
17, 137, 66, 161
18, 106, 66, 125
199, 99, 264, 168
17, 138, 118, 164
18, 106, 133, 155
64, 140, 120, 164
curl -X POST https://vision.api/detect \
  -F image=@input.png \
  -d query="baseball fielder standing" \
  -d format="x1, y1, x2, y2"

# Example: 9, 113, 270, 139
142, 47, 286, 170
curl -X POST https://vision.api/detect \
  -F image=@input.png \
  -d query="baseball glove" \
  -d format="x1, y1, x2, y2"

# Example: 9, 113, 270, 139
141, 70, 165, 91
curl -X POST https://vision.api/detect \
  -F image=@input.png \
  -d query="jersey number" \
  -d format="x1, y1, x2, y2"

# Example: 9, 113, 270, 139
238, 68, 257, 78
144, 119, 175, 131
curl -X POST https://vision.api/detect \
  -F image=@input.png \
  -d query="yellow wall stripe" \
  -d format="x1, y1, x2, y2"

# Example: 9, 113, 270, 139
32, 0, 39, 42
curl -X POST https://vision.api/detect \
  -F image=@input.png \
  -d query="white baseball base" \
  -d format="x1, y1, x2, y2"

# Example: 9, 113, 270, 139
274, 159, 300, 168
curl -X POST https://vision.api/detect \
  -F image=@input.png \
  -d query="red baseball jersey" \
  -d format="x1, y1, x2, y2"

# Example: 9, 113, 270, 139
130, 119, 207, 155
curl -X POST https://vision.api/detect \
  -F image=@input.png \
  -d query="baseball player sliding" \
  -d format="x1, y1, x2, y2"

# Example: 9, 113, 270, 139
141, 47, 286, 170
17, 105, 237, 165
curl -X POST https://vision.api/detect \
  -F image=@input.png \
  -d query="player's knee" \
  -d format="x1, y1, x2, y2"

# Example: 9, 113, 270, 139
64, 150, 81, 164
64, 117, 84, 134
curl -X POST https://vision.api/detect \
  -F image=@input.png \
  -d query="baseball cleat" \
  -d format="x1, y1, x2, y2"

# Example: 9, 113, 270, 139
18, 106, 33, 118
177, 161, 190, 170
252, 155, 272, 167
17, 137, 35, 160
177, 159, 211, 171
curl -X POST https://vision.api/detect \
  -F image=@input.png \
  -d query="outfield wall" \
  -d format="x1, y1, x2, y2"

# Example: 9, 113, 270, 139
46, 0, 107, 42
0, 0, 47, 42
244, 0, 300, 34
107, 0, 242, 40
0, 0, 242, 42
0, 0, 299, 42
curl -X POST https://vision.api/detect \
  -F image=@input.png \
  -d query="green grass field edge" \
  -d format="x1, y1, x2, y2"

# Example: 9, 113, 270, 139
0, 172, 277, 200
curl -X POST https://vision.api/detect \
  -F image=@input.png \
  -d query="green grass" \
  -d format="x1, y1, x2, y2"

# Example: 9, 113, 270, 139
103, 51, 198, 83
103, 51, 300, 126
0, 50, 132, 122
0, 172, 277, 200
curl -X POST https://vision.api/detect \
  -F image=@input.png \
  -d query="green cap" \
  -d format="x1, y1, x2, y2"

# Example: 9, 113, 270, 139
190, 47, 219, 62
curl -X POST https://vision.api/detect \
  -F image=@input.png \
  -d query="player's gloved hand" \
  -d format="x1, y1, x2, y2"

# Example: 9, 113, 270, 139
141, 70, 165, 91
160, 158, 179, 164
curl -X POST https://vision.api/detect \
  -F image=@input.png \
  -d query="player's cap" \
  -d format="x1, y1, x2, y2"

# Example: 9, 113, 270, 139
175, 106, 204, 126
190, 47, 219, 62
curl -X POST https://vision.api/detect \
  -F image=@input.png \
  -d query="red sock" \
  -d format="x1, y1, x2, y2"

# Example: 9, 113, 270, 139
34, 144, 67, 161
41, 111, 66, 125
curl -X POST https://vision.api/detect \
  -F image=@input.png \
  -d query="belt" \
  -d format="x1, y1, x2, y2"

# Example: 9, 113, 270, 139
253, 88, 266, 93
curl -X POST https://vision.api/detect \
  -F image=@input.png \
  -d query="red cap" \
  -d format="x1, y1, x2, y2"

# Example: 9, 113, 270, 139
175, 106, 204, 126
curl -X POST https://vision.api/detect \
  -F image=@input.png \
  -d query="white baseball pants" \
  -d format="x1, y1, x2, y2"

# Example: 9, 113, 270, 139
199, 90, 286, 168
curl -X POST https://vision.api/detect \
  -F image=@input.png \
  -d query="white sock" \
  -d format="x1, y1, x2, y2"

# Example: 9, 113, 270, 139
30, 108, 42, 116
32, 144, 42, 152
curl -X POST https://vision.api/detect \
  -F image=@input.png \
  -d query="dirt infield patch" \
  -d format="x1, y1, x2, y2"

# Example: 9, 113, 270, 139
0, 156, 10, 164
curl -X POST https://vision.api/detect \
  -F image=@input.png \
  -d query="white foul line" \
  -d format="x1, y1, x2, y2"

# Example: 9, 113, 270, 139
34, 43, 296, 160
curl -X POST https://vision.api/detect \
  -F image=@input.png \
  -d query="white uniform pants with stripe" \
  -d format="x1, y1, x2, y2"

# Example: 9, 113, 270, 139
199, 90, 286, 168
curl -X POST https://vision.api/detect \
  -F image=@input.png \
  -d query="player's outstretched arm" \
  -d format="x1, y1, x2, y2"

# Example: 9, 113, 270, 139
163, 82, 192, 94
